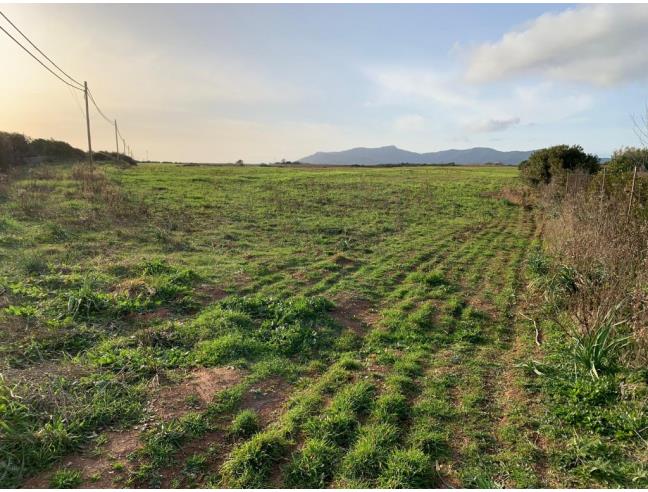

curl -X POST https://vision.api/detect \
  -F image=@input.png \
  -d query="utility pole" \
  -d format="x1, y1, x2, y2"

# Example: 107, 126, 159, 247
84, 81, 93, 164
146, 150, 149, 162
122, 137, 126, 157
626, 165, 638, 222
114, 120, 120, 162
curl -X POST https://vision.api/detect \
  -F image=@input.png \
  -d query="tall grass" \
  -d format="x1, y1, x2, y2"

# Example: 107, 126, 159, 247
537, 170, 648, 368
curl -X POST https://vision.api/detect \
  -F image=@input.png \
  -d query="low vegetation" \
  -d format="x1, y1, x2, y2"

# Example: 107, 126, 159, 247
0, 155, 645, 488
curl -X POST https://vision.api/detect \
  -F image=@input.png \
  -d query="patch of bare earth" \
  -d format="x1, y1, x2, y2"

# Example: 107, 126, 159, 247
126, 307, 172, 323
330, 295, 379, 336
150, 366, 244, 419
22, 366, 245, 488
195, 283, 229, 303
158, 376, 292, 487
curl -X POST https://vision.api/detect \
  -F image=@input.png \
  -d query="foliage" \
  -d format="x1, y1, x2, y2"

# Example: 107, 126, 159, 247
520, 144, 600, 185
607, 146, 648, 174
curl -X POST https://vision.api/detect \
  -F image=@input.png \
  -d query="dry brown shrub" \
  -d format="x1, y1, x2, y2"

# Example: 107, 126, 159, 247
539, 170, 648, 366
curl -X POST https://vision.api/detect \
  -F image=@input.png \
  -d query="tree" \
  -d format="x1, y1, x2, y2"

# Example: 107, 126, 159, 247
235, 159, 244, 166
607, 147, 648, 175
519, 145, 600, 186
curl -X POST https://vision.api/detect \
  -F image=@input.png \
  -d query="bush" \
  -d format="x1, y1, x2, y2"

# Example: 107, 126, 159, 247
606, 147, 648, 174
520, 145, 600, 186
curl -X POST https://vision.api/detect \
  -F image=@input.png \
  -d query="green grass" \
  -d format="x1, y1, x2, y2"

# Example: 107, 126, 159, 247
2, 161, 641, 488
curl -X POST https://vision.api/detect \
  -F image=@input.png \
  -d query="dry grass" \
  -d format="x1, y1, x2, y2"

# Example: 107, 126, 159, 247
538, 170, 648, 366
71, 164, 149, 222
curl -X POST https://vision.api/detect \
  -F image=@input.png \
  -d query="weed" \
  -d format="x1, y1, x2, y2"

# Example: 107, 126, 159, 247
569, 320, 630, 379
229, 409, 260, 438
49, 469, 82, 489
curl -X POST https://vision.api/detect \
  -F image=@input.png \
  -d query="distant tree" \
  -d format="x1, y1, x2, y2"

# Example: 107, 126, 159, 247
30, 138, 84, 162
607, 147, 648, 175
519, 145, 599, 186
235, 159, 244, 166
0, 132, 30, 169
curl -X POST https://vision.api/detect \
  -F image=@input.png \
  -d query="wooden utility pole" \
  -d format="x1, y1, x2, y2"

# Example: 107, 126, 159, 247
122, 137, 126, 157
599, 167, 606, 214
626, 165, 638, 221
84, 81, 93, 164
114, 120, 120, 162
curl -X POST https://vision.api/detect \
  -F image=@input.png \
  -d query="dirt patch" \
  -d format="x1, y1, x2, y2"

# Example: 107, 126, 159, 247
196, 284, 228, 303
127, 307, 172, 323
150, 366, 244, 419
240, 377, 291, 423
23, 429, 141, 489
330, 295, 379, 335
21, 366, 245, 488
3, 360, 89, 387
156, 377, 292, 488
331, 253, 356, 267
468, 296, 498, 319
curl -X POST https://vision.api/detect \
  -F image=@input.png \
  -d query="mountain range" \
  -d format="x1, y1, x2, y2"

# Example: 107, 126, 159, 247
299, 145, 534, 165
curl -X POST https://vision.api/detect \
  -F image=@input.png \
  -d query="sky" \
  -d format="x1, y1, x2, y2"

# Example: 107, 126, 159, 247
1, 3, 648, 162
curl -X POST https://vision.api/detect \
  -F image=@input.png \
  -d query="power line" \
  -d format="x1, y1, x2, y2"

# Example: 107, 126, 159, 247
87, 88, 114, 125
0, 10, 84, 89
2, 11, 137, 162
0, 22, 83, 91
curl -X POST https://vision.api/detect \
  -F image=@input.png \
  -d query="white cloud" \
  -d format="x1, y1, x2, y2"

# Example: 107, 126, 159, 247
365, 67, 475, 108
393, 114, 426, 132
466, 4, 648, 86
365, 65, 592, 131
465, 117, 520, 133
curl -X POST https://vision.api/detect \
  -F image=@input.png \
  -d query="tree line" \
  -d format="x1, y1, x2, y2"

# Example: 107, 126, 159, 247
0, 131, 136, 170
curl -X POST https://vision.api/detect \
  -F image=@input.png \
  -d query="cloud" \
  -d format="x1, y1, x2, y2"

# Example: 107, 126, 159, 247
365, 64, 592, 129
466, 4, 648, 86
465, 117, 520, 133
393, 114, 426, 131
365, 67, 475, 108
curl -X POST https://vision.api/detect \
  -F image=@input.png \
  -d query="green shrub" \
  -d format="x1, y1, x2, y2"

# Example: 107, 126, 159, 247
607, 147, 648, 174
520, 145, 600, 186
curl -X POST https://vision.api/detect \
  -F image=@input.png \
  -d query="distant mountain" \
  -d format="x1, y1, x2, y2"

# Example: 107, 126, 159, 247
299, 145, 534, 165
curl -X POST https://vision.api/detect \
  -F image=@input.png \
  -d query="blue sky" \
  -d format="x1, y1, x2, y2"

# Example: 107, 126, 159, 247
1, 3, 647, 162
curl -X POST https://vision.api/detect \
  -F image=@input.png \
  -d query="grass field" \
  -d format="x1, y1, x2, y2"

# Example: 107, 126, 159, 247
0, 163, 644, 488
